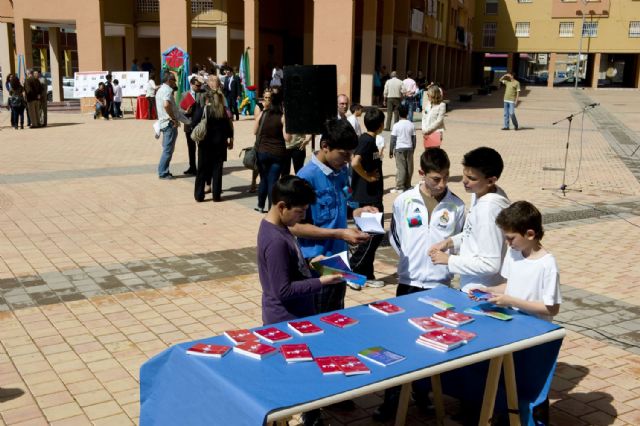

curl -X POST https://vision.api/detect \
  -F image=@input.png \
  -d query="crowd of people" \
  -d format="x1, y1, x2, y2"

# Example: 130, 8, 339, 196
4, 69, 49, 129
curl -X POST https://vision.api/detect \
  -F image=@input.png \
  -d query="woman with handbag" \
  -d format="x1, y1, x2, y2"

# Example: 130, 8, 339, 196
192, 90, 234, 202
421, 85, 446, 148
254, 90, 291, 213
8, 76, 26, 130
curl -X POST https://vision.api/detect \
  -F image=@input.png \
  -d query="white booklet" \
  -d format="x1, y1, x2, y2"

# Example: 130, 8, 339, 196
354, 212, 385, 234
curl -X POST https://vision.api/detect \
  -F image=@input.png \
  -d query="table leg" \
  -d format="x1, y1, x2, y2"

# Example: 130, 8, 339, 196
431, 374, 445, 426
478, 355, 504, 425
503, 353, 521, 426
394, 382, 412, 426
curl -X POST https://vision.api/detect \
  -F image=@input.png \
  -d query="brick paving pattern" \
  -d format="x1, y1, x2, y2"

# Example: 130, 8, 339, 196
0, 86, 639, 424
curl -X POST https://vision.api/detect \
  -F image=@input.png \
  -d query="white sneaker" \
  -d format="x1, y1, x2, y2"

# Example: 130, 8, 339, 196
365, 280, 385, 288
346, 281, 362, 291
390, 188, 401, 194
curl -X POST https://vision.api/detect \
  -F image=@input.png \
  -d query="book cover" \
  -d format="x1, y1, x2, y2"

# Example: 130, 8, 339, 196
417, 329, 465, 351
432, 310, 474, 327
179, 92, 195, 110
333, 355, 371, 375
320, 312, 359, 328
408, 317, 444, 332
418, 296, 454, 310
253, 327, 292, 343
465, 303, 513, 321
224, 329, 259, 345
186, 343, 230, 358
311, 253, 367, 286
233, 341, 277, 359
288, 320, 324, 336
369, 301, 405, 316
358, 346, 406, 367
442, 328, 477, 342
280, 344, 313, 363
315, 356, 342, 375
470, 288, 493, 301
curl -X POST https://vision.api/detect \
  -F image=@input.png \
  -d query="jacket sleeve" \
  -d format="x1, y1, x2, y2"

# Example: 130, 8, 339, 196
423, 103, 445, 134
389, 199, 403, 256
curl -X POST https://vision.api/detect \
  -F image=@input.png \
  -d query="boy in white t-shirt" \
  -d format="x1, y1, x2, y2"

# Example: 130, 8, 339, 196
389, 104, 416, 193
475, 201, 561, 321
347, 103, 363, 136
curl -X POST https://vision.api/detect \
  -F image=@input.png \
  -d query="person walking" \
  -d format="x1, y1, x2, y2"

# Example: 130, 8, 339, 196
500, 73, 520, 131
421, 85, 446, 148
383, 71, 403, 131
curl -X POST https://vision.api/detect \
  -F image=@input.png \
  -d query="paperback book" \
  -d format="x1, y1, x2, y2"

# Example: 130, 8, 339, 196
287, 320, 324, 336
408, 317, 444, 332
432, 310, 474, 327
280, 344, 313, 363
315, 356, 343, 375
469, 288, 493, 301
369, 301, 405, 316
224, 329, 259, 345
233, 341, 277, 359
311, 252, 367, 287
358, 346, 406, 367
418, 296, 454, 310
464, 304, 513, 321
333, 355, 371, 375
417, 329, 466, 352
320, 312, 359, 328
185, 343, 230, 358
253, 327, 292, 343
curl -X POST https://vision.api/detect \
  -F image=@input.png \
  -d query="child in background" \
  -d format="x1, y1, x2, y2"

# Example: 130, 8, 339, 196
347, 103, 363, 137
390, 104, 416, 193
112, 79, 123, 118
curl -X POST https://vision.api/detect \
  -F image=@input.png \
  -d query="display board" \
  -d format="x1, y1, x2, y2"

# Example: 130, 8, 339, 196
73, 71, 149, 98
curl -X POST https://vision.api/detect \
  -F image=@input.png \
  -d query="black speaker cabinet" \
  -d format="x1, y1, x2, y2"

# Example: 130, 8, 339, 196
283, 65, 337, 135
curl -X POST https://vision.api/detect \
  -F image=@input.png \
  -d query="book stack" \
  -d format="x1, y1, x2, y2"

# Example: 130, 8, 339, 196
431, 310, 474, 327
416, 329, 466, 352
315, 356, 371, 375
408, 317, 444, 332
253, 327, 293, 343
418, 296, 454, 310
280, 344, 313, 363
185, 343, 231, 358
320, 313, 359, 328
288, 320, 324, 336
224, 329, 259, 345
369, 301, 405, 316
233, 341, 277, 359
358, 346, 405, 367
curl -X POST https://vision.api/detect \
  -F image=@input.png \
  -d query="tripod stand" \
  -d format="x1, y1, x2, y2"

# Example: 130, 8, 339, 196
542, 103, 598, 196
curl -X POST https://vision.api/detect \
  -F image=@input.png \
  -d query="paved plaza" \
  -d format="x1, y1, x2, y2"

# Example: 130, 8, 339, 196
0, 86, 639, 425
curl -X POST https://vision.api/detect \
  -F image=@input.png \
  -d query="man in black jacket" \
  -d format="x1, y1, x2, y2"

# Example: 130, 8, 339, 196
223, 67, 241, 121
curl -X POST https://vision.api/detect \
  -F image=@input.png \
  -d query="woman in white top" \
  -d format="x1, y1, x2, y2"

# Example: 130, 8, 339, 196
421, 85, 446, 148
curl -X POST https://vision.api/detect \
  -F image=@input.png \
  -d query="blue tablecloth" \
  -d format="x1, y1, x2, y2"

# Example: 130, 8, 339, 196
140, 286, 563, 425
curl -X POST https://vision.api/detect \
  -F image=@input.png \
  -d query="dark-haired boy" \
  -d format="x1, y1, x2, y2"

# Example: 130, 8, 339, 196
347, 103, 363, 136
389, 103, 416, 192
257, 175, 342, 326
349, 107, 386, 288
429, 146, 510, 292
293, 118, 376, 313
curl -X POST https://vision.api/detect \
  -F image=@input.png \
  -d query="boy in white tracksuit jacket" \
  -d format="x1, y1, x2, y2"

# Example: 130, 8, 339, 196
430, 147, 510, 292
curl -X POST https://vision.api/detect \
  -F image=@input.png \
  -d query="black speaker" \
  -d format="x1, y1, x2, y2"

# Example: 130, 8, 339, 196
283, 65, 337, 134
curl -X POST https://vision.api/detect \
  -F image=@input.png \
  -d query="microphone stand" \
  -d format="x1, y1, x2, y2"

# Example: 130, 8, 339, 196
542, 103, 598, 196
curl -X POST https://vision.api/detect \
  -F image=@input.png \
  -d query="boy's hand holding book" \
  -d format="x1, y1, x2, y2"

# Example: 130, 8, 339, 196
340, 228, 370, 245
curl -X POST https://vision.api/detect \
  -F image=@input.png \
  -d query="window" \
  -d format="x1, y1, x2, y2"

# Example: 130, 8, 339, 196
559, 22, 574, 37
192, 0, 214, 14
630, 21, 640, 37
485, 0, 498, 15
136, 0, 159, 13
515, 22, 530, 37
582, 22, 598, 37
518, 0, 532, 3
483, 22, 497, 47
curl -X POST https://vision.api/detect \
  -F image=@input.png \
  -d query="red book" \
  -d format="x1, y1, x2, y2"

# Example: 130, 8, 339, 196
408, 317, 444, 332
417, 329, 466, 352
288, 320, 324, 336
233, 341, 277, 359
315, 356, 342, 375
186, 343, 230, 358
443, 328, 477, 343
432, 310, 474, 327
280, 344, 313, 363
320, 313, 359, 328
224, 329, 259, 345
253, 327, 292, 343
333, 356, 371, 376
180, 92, 195, 110
369, 301, 405, 316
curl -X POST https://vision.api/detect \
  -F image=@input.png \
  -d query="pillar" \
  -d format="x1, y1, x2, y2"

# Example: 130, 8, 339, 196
76, 3, 106, 111
590, 52, 601, 88
407, 40, 419, 75
507, 53, 514, 74
244, 0, 259, 88
160, 0, 192, 54
396, 35, 408, 76
381, 0, 395, 72
215, 25, 229, 64
0, 23, 15, 88
313, 0, 355, 98
48, 27, 63, 102
125, 26, 136, 70
303, 0, 313, 65
14, 18, 33, 73
547, 52, 557, 88
359, 0, 377, 106
635, 54, 640, 89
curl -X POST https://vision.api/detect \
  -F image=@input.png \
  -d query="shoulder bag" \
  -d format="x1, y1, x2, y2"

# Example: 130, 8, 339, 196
190, 105, 209, 143
241, 111, 266, 170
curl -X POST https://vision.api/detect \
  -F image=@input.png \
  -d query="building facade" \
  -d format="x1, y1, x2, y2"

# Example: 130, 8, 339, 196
472, 0, 640, 89
0, 0, 475, 106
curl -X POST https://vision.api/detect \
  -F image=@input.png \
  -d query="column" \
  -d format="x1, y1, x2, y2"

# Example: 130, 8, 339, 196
547, 53, 557, 88
14, 18, 33, 72
359, 0, 377, 106
381, 0, 395, 72
0, 23, 15, 87
160, 0, 192, 54
590, 52, 601, 88
507, 53, 514, 74
244, 0, 259, 89
396, 35, 408, 75
407, 40, 419, 74
216, 24, 230, 63
125, 26, 136, 70
635, 54, 640, 89
76, 3, 105, 111
48, 27, 63, 102
303, 0, 313, 65
313, 0, 355, 98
